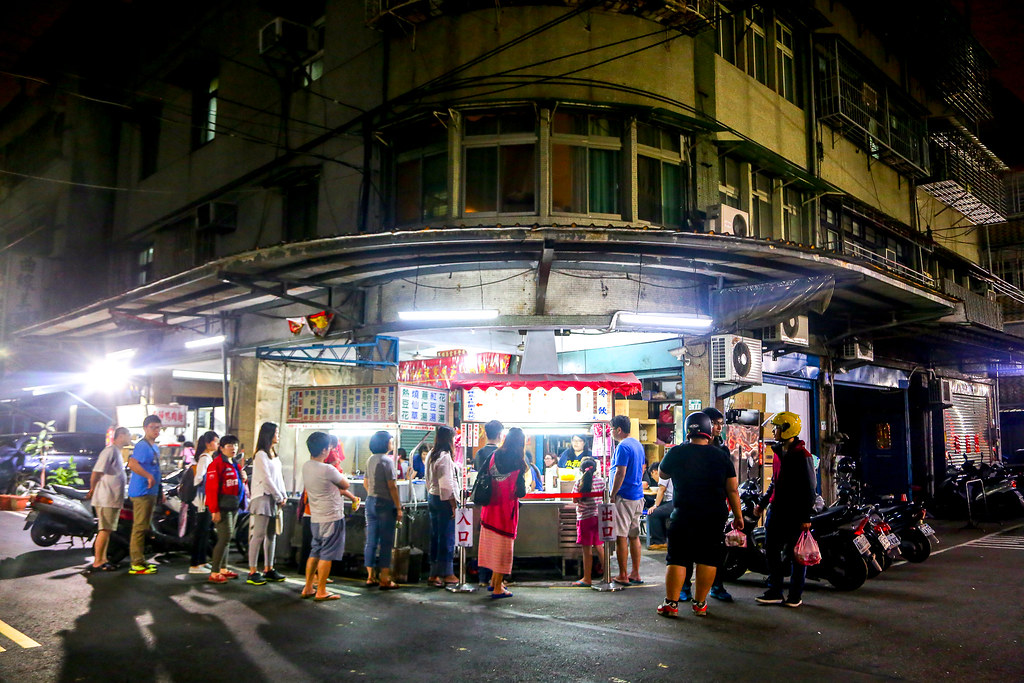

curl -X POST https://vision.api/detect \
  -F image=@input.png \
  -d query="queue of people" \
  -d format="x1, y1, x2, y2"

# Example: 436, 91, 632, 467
85, 407, 814, 618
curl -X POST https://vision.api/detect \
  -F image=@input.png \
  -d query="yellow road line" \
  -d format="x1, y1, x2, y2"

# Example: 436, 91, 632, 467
0, 619, 41, 649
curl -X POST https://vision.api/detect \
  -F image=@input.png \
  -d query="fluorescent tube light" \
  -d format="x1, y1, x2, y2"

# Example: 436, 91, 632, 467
398, 309, 499, 322
172, 370, 228, 381
185, 335, 226, 349
615, 312, 713, 330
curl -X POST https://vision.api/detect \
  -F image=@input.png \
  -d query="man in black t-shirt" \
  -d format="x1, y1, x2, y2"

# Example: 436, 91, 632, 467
656, 412, 743, 618
473, 420, 503, 587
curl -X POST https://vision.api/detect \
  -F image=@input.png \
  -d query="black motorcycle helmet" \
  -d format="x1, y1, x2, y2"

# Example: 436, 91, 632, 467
684, 412, 714, 441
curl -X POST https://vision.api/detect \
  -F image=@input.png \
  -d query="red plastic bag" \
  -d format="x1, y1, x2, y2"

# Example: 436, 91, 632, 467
794, 530, 821, 566
725, 528, 747, 547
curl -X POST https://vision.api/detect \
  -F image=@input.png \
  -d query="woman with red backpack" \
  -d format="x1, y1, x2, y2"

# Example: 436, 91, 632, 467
206, 435, 245, 584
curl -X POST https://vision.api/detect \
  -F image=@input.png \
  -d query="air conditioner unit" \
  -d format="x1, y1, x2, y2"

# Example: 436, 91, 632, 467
761, 315, 809, 347
928, 377, 953, 406
259, 18, 318, 61
841, 339, 874, 362
706, 205, 750, 237
711, 335, 763, 385
195, 201, 237, 234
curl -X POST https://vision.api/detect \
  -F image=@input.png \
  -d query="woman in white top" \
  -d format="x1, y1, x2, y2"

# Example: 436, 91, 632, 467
246, 422, 288, 585
425, 425, 459, 587
189, 431, 218, 574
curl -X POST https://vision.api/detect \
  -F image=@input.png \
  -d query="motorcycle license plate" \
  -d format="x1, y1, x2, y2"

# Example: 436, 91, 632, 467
854, 535, 871, 554
919, 523, 935, 537
877, 533, 892, 551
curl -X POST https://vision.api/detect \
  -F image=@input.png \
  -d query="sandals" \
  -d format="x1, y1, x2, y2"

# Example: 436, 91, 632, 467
571, 579, 592, 587
490, 591, 514, 600
313, 594, 340, 602
379, 581, 400, 590
365, 579, 379, 586
430, 580, 445, 588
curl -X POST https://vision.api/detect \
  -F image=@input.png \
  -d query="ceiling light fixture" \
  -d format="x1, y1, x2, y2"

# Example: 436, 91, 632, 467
398, 309, 499, 322
185, 335, 226, 349
614, 312, 713, 331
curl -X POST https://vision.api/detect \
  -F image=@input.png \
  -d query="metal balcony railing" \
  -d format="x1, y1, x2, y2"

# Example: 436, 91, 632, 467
920, 121, 1008, 225
366, 0, 718, 34
843, 239, 935, 289
815, 36, 929, 179
941, 278, 1005, 331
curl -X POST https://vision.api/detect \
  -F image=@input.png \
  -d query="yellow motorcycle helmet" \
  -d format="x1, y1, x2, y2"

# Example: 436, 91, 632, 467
769, 411, 802, 440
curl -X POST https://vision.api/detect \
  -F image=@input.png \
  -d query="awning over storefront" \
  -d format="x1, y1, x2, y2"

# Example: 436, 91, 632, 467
450, 372, 641, 395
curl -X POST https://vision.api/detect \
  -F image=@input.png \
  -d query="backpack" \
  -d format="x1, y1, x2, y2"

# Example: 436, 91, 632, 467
177, 464, 198, 503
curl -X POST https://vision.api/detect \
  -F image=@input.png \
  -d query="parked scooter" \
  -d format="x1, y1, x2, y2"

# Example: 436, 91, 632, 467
876, 499, 937, 563
935, 460, 1024, 521
23, 484, 96, 547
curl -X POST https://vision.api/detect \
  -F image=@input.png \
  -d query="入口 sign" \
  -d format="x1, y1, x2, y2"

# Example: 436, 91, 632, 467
455, 507, 474, 547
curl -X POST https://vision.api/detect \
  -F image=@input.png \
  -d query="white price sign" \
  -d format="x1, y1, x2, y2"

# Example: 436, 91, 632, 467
455, 507, 474, 547
147, 404, 187, 428
598, 503, 616, 543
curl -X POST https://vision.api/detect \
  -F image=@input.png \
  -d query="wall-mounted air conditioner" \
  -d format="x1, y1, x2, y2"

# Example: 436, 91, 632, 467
711, 335, 763, 385
841, 339, 874, 362
761, 315, 809, 347
195, 201, 237, 234
706, 205, 750, 237
259, 18, 318, 61
929, 378, 953, 406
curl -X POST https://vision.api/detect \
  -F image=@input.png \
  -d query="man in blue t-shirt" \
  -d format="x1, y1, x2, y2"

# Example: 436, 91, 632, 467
127, 415, 163, 575
609, 415, 646, 585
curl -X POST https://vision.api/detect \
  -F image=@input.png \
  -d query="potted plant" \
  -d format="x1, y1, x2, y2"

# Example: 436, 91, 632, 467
22, 420, 57, 489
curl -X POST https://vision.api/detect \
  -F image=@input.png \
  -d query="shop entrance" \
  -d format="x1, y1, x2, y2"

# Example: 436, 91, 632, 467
834, 384, 910, 497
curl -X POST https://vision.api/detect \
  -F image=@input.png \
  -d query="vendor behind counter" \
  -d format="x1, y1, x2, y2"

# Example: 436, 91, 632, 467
557, 434, 592, 469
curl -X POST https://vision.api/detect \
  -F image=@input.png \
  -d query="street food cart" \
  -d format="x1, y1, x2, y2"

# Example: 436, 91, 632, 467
449, 372, 641, 573
284, 382, 451, 560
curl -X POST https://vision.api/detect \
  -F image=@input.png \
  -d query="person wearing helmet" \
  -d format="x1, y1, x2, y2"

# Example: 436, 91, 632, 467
694, 406, 734, 603
655, 412, 743, 618
754, 411, 817, 608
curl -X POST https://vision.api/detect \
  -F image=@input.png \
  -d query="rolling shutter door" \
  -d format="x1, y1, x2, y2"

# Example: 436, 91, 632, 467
943, 391, 993, 465
400, 428, 433, 455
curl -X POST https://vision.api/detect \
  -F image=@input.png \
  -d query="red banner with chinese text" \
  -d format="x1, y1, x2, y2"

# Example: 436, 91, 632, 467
398, 353, 512, 388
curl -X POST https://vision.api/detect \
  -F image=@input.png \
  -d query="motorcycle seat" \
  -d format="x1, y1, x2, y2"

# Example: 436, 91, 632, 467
53, 484, 88, 501
810, 506, 849, 524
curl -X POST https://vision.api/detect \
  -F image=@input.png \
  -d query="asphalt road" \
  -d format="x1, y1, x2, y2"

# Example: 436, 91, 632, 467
0, 510, 1021, 683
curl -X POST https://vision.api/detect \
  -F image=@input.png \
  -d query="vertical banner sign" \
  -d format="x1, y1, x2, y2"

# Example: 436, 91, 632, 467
598, 503, 616, 542
455, 507, 474, 547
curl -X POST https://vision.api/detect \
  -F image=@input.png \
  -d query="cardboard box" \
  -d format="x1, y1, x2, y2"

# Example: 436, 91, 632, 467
643, 443, 665, 463
732, 392, 766, 413
615, 399, 649, 419
630, 418, 658, 444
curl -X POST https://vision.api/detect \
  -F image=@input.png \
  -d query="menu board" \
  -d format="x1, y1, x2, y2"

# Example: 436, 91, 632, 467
287, 385, 396, 424
399, 385, 449, 425
462, 386, 611, 424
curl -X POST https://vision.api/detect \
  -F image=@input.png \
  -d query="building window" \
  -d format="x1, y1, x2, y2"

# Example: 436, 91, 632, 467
717, 4, 736, 65
463, 109, 537, 214
719, 155, 741, 208
783, 186, 803, 241
637, 122, 685, 227
137, 246, 154, 286
775, 21, 797, 104
394, 119, 448, 224
751, 169, 773, 237
283, 172, 320, 242
295, 17, 326, 88
744, 7, 768, 86
193, 74, 219, 148
550, 111, 622, 216
139, 103, 161, 180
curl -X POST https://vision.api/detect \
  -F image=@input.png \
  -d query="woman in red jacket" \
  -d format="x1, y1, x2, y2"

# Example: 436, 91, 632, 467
206, 435, 243, 584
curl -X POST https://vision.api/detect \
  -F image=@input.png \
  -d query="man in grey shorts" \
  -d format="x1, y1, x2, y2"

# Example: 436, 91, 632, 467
85, 427, 131, 573
301, 431, 352, 601
609, 415, 647, 585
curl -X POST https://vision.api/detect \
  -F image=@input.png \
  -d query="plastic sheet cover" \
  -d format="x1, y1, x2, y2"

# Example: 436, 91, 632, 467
713, 276, 835, 329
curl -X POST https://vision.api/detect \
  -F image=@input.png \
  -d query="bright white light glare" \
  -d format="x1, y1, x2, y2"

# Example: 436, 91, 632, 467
84, 358, 130, 393
398, 309, 499, 322
185, 335, 226, 349
616, 312, 713, 330
172, 370, 229, 381
106, 348, 137, 360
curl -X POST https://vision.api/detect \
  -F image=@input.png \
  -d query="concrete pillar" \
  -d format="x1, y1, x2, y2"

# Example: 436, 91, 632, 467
683, 340, 712, 420
231, 355, 260, 454
149, 370, 174, 404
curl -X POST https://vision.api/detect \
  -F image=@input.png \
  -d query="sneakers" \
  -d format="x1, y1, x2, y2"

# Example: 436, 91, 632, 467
656, 600, 679, 618
247, 571, 267, 586
129, 563, 158, 575
680, 586, 693, 603
709, 585, 734, 602
783, 597, 803, 608
692, 600, 708, 616
755, 590, 784, 604
188, 565, 210, 574
264, 569, 287, 582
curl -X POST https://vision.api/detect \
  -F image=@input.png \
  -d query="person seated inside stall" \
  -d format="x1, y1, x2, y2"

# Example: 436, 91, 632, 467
643, 460, 661, 509
543, 453, 558, 473
558, 434, 591, 469
395, 448, 411, 480
412, 443, 428, 478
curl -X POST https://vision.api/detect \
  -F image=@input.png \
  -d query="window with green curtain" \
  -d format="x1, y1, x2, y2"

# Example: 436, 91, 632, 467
462, 108, 537, 214
550, 110, 622, 217
638, 155, 661, 224
589, 148, 619, 215
465, 147, 498, 213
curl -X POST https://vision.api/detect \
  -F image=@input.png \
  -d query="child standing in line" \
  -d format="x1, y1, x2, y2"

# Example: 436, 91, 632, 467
571, 456, 606, 587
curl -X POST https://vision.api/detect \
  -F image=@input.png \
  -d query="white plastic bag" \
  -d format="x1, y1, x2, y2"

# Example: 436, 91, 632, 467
794, 530, 821, 566
724, 528, 747, 547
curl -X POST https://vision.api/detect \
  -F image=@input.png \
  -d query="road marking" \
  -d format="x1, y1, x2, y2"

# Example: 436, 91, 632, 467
0, 619, 41, 649
965, 535, 1024, 550
928, 522, 1024, 558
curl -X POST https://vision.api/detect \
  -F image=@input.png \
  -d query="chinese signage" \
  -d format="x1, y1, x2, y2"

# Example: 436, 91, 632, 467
398, 385, 449, 425
455, 507, 473, 547
287, 385, 397, 424
2, 255, 49, 331
462, 386, 612, 424
598, 503, 615, 542
147, 404, 187, 428
398, 352, 512, 388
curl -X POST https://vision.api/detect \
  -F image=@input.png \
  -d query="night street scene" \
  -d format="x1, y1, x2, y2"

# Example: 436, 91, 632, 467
1, 1, 1024, 681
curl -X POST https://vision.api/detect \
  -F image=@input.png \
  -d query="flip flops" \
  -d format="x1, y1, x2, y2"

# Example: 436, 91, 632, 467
313, 594, 340, 602
628, 578, 645, 585
379, 581, 400, 590
571, 580, 592, 587
490, 591, 513, 600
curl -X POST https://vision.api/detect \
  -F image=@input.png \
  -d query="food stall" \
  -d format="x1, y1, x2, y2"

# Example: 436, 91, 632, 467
284, 382, 451, 560
449, 372, 641, 572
